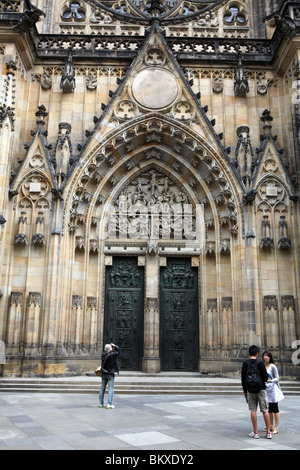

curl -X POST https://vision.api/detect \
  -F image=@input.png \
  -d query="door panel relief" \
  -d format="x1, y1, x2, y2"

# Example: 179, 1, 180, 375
160, 258, 199, 371
104, 257, 144, 371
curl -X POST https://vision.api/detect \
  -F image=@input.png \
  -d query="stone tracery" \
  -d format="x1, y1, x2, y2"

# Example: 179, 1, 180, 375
0, 0, 299, 378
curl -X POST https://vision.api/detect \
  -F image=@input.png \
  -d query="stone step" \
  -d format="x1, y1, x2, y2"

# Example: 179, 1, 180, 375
0, 376, 299, 395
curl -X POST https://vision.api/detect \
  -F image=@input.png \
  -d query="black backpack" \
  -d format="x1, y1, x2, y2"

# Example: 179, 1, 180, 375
245, 360, 263, 393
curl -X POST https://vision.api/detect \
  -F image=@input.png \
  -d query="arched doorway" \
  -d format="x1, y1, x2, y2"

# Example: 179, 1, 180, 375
160, 257, 199, 371
103, 256, 144, 371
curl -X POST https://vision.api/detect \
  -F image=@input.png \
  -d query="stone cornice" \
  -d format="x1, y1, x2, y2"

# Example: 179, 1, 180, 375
0, 3, 299, 72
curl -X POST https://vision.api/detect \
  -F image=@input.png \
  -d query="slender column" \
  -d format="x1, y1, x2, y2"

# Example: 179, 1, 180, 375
221, 297, 233, 357
264, 296, 279, 349
72, 295, 83, 355
87, 296, 98, 355
143, 254, 160, 373
24, 292, 42, 355
6, 292, 23, 355
281, 296, 297, 357
206, 298, 218, 358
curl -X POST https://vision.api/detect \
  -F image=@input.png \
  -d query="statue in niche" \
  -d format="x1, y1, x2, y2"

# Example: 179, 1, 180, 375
60, 52, 76, 93
234, 57, 249, 97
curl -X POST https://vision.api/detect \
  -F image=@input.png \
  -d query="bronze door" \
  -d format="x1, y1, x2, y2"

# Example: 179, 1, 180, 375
160, 258, 199, 371
104, 257, 144, 371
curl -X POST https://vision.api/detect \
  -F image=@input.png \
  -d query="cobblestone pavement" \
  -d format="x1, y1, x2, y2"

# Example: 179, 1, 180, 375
0, 393, 299, 451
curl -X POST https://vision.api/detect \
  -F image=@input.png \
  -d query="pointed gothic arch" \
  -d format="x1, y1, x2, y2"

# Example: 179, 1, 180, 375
64, 114, 244, 248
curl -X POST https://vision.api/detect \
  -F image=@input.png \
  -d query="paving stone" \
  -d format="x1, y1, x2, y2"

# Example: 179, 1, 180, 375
0, 392, 299, 451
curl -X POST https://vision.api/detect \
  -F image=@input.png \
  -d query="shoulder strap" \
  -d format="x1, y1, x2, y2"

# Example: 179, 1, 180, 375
102, 351, 111, 367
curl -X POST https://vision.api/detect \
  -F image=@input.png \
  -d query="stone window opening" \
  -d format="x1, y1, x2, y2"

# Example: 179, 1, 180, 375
223, 4, 247, 25
61, 2, 86, 21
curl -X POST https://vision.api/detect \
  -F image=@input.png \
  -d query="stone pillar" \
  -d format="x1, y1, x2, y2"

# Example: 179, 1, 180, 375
87, 296, 98, 355
72, 295, 83, 355
281, 295, 297, 357
142, 254, 160, 373
264, 296, 279, 350
6, 292, 23, 354
41, 227, 64, 357
221, 297, 233, 357
24, 292, 42, 355
14, 212, 29, 246
206, 298, 218, 358
32, 212, 45, 247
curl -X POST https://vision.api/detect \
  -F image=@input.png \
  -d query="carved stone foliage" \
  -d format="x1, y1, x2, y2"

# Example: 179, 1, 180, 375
281, 295, 295, 311
72, 294, 83, 309
28, 292, 42, 307
264, 295, 277, 310
10, 291, 23, 307
207, 298, 217, 311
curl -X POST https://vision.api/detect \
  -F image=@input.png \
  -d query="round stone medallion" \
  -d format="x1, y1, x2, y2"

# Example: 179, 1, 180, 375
132, 69, 178, 109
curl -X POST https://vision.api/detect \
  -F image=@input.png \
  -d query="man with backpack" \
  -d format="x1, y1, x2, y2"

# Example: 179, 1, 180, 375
241, 345, 272, 439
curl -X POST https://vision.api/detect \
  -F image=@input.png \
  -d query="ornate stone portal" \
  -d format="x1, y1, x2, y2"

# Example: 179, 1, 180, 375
108, 170, 197, 246
0, 0, 299, 378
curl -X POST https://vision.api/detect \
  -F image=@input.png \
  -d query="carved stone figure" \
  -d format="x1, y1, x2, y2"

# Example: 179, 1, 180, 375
60, 52, 76, 93
234, 57, 249, 97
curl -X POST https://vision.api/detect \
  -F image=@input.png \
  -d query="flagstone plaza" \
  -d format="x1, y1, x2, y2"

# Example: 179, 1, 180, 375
0, 392, 299, 451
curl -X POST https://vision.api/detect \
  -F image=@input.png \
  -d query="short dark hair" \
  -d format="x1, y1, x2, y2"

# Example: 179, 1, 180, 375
249, 345, 260, 356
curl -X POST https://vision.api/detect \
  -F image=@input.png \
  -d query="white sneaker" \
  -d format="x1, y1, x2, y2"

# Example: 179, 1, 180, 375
249, 431, 260, 439
266, 433, 273, 439
106, 404, 115, 409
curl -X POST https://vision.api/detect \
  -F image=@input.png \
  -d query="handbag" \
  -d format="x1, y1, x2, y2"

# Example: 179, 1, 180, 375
95, 351, 110, 377
275, 382, 284, 402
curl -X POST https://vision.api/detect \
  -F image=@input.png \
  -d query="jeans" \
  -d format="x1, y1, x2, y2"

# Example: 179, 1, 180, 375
99, 373, 115, 405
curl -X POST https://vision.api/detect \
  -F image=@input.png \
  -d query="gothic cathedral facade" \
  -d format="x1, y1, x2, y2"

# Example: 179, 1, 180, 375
0, 0, 299, 377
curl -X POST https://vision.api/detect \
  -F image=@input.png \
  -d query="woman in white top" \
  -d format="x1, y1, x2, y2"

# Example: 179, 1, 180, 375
263, 350, 284, 434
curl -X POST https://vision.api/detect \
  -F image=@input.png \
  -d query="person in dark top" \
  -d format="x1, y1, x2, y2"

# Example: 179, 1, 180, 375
99, 343, 119, 409
241, 345, 272, 439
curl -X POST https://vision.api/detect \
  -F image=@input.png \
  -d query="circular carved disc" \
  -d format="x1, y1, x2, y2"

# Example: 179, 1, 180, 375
132, 69, 178, 109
